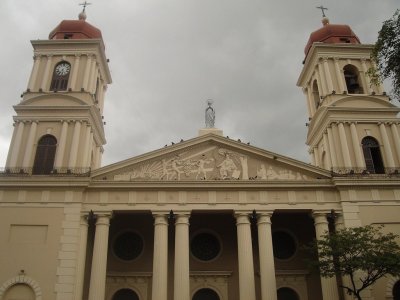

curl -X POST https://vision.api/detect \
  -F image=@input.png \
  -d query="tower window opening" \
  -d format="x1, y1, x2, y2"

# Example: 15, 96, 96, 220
50, 61, 71, 91
344, 65, 363, 94
32, 135, 57, 175
361, 136, 385, 174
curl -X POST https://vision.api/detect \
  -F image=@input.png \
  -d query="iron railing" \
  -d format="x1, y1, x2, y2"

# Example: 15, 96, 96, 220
0, 167, 91, 177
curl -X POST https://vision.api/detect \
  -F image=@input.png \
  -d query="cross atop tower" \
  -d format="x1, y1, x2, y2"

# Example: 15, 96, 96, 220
316, 5, 328, 18
79, 1, 92, 13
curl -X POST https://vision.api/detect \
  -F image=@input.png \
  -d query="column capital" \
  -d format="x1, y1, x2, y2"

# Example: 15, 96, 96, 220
256, 211, 273, 225
235, 212, 251, 225
46, 54, 53, 58
333, 57, 340, 62
312, 210, 330, 223
33, 54, 42, 60
75, 53, 82, 58
80, 214, 90, 226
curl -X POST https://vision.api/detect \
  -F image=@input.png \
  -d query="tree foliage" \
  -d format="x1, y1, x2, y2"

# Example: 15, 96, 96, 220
370, 9, 400, 100
308, 225, 400, 300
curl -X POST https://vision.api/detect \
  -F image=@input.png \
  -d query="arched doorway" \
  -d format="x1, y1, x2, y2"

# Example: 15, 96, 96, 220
393, 280, 400, 300
277, 287, 299, 300
112, 288, 139, 300
192, 288, 220, 300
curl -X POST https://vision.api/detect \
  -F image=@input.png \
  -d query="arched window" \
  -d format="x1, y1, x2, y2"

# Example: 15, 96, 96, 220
312, 80, 320, 109
50, 61, 71, 91
361, 136, 385, 174
112, 288, 139, 300
277, 287, 299, 300
393, 280, 400, 300
32, 135, 57, 175
192, 288, 220, 300
344, 65, 363, 94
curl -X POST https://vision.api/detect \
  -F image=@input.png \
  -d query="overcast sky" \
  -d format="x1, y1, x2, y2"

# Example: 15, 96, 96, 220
0, 0, 398, 167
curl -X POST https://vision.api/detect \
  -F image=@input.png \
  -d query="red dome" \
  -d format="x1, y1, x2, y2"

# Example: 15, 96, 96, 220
49, 19, 102, 40
304, 19, 360, 56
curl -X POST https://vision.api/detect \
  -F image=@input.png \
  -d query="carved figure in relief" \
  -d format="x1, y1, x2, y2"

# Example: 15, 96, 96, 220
218, 153, 238, 179
257, 164, 267, 179
266, 166, 279, 179
171, 156, 183, 180
160, 159, 171, 180
195, 155, 214, 180
240, 156, 249, 180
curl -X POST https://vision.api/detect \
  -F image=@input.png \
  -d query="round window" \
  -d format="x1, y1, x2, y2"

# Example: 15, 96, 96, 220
277, 287, 299, 300
113, 231, 143, 261
190, 232, 221, 261
272, 231, 297, 260
193, 288, 220, 300
112, 288, 139, 300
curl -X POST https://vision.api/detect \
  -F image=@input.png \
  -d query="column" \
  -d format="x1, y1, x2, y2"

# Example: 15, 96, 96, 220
9, 121, 25, 168
28, 55, 41, 91
22, 121, 38, 167
327, 127, 338, 168
54, 121, 69, 169
257, 212, 277, 300
314, 147, 320, 167
88, 214, 111, 300
314, 70, 323, 98
318, 61, 328, 96
152, 214, 169, 300
334, 214, 353, 300
68, 120, 82, 169
333, 58, 345, 93
70, 54, 81, 91
89, 63, 98, 94
305, 87, 314, 117
40, 55, 53, 91
310, 149, 316, 165
391, 123, 400, 164
174, 213, 190, 300
313, 212, 340, 300
350, 123, 365, 170
379, 122, 395, 168
81, 124, 92, 169
323, 57, 334, 93
338, 122, 352, 168
84, 131, 94, 170
323, 132, 333, 170
74, 215, 89, 300
360, 59, 372, 94
236, 212, 256, 300
82, 54, 93, 91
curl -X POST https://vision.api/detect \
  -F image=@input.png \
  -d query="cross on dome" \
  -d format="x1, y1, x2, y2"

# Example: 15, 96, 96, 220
316, 5, 328, 18
79, 1, 92, 12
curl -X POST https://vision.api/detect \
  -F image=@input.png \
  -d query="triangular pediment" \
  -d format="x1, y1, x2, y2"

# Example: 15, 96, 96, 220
92, 134, 331, 182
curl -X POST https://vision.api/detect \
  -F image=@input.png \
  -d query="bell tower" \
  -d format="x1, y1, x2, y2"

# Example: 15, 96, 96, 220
5, 10, 112, 174
297, 17, 400, 174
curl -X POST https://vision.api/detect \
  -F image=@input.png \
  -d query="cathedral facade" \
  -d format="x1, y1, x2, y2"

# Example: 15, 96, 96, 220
0, 11, 399, 300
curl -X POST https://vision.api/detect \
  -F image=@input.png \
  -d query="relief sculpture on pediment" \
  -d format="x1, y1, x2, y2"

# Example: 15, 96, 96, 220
113, 146, 311, 181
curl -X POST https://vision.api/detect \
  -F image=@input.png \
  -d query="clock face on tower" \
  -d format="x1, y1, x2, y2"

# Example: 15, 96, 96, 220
55, 63, 71, 76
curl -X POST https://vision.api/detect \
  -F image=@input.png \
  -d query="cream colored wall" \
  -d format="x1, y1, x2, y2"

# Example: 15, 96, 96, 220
0, 206, 64, 299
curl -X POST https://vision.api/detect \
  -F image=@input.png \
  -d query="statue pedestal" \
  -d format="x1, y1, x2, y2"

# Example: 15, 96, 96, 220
198, 128, 223, 137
